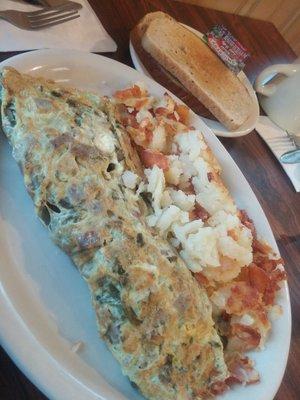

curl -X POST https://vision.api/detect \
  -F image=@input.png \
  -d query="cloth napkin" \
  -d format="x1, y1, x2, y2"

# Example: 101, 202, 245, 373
0, 0, 117, 52
255, 116, 300, 192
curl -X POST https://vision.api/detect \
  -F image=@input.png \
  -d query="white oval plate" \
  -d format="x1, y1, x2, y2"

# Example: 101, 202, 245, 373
0, 49, 290, 400
129, 24, 260, 138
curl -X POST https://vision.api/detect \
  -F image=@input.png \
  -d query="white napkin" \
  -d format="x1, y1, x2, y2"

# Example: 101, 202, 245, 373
255, 116, 300, 192
0, 0, 117, 52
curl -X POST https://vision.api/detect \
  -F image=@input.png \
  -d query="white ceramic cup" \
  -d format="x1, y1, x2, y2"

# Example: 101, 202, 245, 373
255, 63, 300, 145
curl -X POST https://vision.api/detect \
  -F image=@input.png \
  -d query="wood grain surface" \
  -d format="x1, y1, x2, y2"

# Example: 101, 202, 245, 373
0, 1, 299, 399
177, 0, 300, 56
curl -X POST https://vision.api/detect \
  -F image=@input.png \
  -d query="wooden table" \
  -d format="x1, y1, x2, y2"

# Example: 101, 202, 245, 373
0, 1, 299, 399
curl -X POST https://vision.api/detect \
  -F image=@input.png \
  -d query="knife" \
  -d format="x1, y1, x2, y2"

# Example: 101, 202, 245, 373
12, 0, 82, 10
280, 149, 300, 164
11, 0, 47, 4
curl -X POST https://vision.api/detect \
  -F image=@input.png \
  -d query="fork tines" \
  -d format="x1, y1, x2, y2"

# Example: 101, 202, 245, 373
28, 7, 80, 29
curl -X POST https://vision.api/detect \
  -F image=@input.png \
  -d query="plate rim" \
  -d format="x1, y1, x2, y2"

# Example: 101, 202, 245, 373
0, 48, 291, 400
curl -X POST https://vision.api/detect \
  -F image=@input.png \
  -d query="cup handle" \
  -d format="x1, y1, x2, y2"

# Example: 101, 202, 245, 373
254, 64, 300, 97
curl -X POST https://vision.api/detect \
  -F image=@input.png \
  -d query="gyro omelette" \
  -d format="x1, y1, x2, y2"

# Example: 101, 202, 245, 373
0, 67, 230, 400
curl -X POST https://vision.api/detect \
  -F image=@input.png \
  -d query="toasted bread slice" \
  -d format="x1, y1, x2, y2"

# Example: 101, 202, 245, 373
141, 14, 252, 130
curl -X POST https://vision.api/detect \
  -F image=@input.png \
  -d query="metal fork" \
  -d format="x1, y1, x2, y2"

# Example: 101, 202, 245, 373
0, 6, 80, 30
268, 133, 298, 147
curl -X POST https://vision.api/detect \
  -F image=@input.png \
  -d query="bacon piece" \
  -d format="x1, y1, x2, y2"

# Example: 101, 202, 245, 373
174, 104, 189, 124
252, 238, 272, 254
115, 104, 139, 128
263, 269, 287, 305
189, 203, 210, 221
133, 98, 148, 110
253, 255, 279, 272
226, 282, 260, 315
210, 381, 229, 395
167, 112, 177, 121
239, 209, 256, 238
154, 107, 169, 117
229, 323, 261, 351
180, 180, 195, 195
193, 272, 209, 286
114, 85, 142, 100
139, 148, 169, 170
248, 264, 270, 294
144, 128, 153, 144
225, 355, 260, 386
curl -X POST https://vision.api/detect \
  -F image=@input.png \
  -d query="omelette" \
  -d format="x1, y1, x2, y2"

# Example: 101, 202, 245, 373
0, 67, 228, 400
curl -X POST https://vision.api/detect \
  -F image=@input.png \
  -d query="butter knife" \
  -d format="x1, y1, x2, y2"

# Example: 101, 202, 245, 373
280, 149, 300, 164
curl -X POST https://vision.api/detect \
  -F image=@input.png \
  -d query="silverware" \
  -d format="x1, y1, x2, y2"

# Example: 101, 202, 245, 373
0, 7, 80, 30
11, 0, 82, 11
43, 0, 82, 9
268, 135, 296, 146
280, 149, 300, 164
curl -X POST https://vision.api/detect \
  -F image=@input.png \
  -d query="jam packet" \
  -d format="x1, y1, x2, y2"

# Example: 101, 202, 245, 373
203, 25, 250, 74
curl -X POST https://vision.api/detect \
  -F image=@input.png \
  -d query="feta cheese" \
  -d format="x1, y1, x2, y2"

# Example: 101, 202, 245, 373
122, 170, 139, 189
93, 128, 116, 154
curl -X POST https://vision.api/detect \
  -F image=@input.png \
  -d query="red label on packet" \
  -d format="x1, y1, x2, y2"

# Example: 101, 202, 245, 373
203, 25, 250, 74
